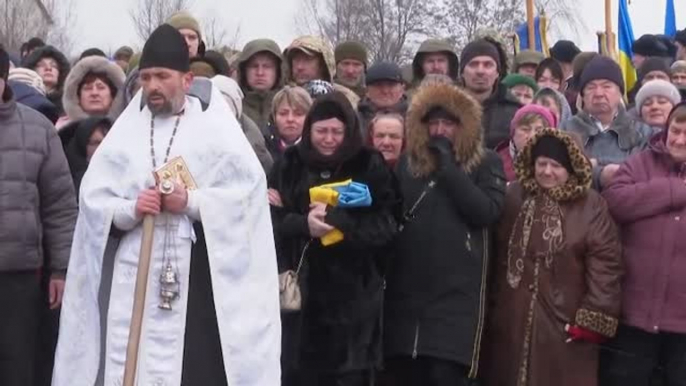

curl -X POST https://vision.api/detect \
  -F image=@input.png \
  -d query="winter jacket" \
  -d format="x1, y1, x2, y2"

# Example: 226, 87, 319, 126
240, 114, 274, 174
384, 83, 506, 377
9, 80, 59, 124
0, 96, 77, 273
60, 56, 126, 128
411, 39, 459, 88
482, 85, 523, 149
58, 116, 111, 195
562, 107, 653, 189
22, 45, 71, 116
483, 129, 622, 386
357, 95, 409, 138
495, 141, 516, 182
603, 137, 686, 334
238, 39, 285, 129
268, 91, 398, 373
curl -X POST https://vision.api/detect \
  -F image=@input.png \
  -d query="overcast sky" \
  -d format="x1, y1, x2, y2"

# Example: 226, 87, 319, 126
70, 0, 685, 56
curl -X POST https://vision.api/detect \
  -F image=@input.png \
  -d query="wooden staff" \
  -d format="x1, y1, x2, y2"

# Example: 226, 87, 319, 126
604, 0, 614, 56
526, 0, 535, 50
123, 215, 156, 386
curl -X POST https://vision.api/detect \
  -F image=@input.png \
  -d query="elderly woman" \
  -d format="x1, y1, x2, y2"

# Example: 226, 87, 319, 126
483, 129, 623, 386
268, 91, 398, 386
57, 56, 125, 129
266, 85, 313, 162
368, 112, 405, 168
534, 87, 573, 126
496, 104, 557, 182
634, 79, 682, 133
600, 102, 686, 386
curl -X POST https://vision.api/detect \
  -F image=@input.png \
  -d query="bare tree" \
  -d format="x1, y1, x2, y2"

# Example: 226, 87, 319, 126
202, 14, 241, 50
0, 0, 76, 55
295, 0, 434, 63
129, 0, 193, 41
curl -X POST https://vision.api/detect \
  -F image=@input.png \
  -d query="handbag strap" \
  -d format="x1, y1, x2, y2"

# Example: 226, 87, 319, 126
295, 240, 311, 275
399, 179, 436, 231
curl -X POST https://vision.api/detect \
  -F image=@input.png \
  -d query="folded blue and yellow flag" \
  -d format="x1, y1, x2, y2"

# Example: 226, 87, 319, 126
309, 180, 372, 246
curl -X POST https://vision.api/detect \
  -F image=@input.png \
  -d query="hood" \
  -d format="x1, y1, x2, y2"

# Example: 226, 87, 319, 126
21, 45, 71, 93
298, 91, 363, 169
59, 116, 112, 192
406, 83, 483, 177
534, 87, 573, 126
515, 128, 592, 202
284, 36, 336, 84
412, 39, 459, 82
8, 80, 59, 124
62, 56, 126, 122
237, 39, 285, 91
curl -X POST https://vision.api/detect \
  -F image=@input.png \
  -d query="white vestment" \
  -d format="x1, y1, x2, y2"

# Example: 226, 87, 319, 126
52, 87, 281, 386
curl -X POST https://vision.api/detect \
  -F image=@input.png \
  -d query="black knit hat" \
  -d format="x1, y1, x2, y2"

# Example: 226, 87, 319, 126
633, 34, 670, 58
531, 135, 573, 174
460, 39, 500, 74
550, 40, 581, 63
140, 24, 190, 72
79, 48, 107, 61
579, 56, 625, 94
638, 57, 671, 83
421, 106, 460, 124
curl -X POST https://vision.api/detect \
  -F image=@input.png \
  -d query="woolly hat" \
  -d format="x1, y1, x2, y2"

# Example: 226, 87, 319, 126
531, 134, 574, 174
638, 57, 671, 82
167, 11, 202, 39
8, 68, 46, 95
460, 39, 500, 73
335, 41, 368, 67
550, 40, 581, 63
672, 61, 686, 75
502, 73, 539, 93
510, 104, 557, 136
514, 50, 545, 69
579, 55, 624, 94
114, 46, 134, 61
633, 34, 670, 58
635, 80, 681, 115
139, 24, 190, 73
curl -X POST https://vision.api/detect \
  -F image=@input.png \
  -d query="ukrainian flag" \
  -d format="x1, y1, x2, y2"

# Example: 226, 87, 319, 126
514, 16, 550, 56
618, 0, 637, 93
665, 0, 677, 37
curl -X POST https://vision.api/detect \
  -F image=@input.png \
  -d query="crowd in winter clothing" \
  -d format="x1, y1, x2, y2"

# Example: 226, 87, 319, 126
4, 11, 686, 386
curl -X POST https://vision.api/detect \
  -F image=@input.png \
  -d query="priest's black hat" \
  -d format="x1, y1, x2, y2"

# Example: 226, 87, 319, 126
139, 24, 190, 72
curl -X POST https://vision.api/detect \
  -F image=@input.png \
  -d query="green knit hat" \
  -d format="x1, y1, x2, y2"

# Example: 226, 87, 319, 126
502, 73, 539, 93
166, 11, 202, 39
334, 41, 368, 67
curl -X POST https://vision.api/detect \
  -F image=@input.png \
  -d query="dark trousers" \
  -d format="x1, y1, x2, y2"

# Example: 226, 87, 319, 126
600, 324, 686, 386
0, 271, 42, 386
35, 269, 60, 386
381, 356, 471, 386
300, 369, 374, 386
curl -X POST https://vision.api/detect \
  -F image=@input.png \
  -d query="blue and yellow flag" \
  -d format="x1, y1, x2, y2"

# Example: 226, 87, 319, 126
665, 0, 677, 37
618, 0, 637, 93
514, 16, 550, 57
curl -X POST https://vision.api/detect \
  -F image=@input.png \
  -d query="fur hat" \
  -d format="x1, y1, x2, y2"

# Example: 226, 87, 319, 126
635, 80, 681, 115
579, 56, 625, 94
638, 57, 671, 83
335, 41, 368, 67
550, 40, 581, 64
166, 11, 202, 39
633, 34, 670, 58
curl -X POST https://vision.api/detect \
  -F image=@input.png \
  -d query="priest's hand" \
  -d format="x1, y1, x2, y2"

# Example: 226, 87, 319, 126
308, 202, 334, 238
162, 183, 188, 214
136, 187, 162, 217
49, 277, 65, 309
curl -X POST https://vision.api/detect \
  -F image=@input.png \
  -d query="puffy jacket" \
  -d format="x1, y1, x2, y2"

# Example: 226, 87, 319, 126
9, 80, 59, 124
0, 96, 77, 273
482, 86, 522, 149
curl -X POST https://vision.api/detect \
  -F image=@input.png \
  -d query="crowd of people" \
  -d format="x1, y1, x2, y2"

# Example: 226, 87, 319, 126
2, 10, 686, 386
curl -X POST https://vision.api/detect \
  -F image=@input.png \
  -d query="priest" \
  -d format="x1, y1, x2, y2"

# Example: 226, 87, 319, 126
52, 24, 281, 386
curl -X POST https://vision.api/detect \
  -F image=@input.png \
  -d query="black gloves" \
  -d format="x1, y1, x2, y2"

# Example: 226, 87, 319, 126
427, 136, 456, 169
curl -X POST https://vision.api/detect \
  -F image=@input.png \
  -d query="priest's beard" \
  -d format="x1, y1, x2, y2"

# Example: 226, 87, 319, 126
146, 91, 185, 116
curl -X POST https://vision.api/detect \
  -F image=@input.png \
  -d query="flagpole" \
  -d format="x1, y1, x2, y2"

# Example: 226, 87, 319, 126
604, 0, 614, 55
526, 0, 535, 50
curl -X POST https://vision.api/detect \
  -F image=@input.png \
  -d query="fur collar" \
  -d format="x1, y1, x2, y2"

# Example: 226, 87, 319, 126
514, 128, 592, 202
62, 56, 126, 122
405, 83, 484, 177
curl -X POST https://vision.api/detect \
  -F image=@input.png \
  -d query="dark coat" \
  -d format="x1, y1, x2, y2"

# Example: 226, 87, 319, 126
603, 137, 686, 334
58, 116, 111, 195
384, 83, 506, 377
8, 80, 59, 124
482, 86, 522, 149
22, 45, 71, 116
482, 129, 623, 386
268, 92, 399, 373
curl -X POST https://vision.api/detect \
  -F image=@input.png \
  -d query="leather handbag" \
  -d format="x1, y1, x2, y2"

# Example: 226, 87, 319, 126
279, 241, 310, 311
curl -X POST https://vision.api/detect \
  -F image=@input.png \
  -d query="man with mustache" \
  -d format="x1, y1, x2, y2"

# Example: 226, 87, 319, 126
562, 55, 653, 190
460, 39, 522, 149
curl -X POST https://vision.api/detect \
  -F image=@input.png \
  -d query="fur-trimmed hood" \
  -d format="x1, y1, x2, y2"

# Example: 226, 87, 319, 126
21, 45, 71, 93
62, 56, 126, 122
406, 83, 484, 176
515, 128, 592, 202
